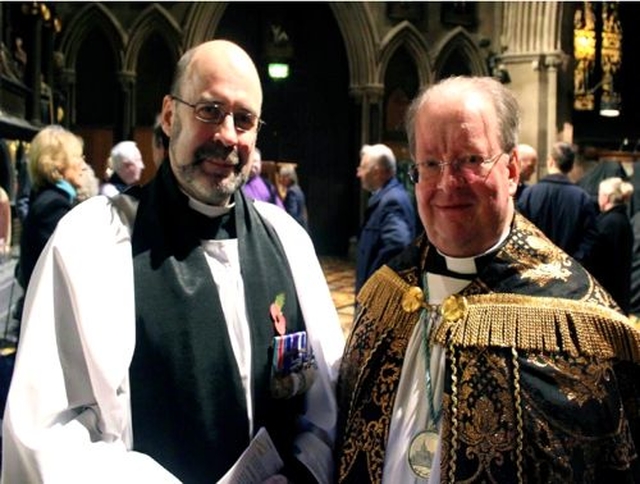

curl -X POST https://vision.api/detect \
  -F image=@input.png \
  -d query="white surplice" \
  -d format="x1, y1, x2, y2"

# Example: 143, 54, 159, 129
2, 195, 345, 483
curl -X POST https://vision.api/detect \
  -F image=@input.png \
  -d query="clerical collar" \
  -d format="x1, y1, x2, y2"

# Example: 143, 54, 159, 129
432, 220, 510, 274
425, 222, 511, 303
188, 195, 234, 218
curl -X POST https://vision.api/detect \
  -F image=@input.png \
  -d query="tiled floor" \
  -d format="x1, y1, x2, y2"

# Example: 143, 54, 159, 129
319, 256, 356, 338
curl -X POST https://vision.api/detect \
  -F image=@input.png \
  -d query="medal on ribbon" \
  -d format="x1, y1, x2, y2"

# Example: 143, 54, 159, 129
408, 428, 439, 479
269, 293, 316, 399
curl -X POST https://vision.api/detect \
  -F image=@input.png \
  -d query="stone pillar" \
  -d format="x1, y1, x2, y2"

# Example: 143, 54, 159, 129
58, 67, 76, 128
117, 71, 136, 140
350, 84, 384, 225
24, 6, 43, 125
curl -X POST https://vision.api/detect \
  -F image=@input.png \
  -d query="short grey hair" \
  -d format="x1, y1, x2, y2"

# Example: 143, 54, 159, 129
405, 76, 520, 159
109, 141, 142, 173
360, 143, 397, 175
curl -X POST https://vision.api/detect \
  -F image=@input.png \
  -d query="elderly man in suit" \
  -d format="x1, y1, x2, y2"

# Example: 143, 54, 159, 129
355, 143, 416, 292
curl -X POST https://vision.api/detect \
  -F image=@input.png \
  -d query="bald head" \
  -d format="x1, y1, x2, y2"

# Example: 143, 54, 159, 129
517, 143, 537, 182
171, 40, 263, 111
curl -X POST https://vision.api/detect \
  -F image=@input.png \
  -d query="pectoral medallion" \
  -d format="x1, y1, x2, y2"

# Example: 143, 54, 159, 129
408, 429, 439, 479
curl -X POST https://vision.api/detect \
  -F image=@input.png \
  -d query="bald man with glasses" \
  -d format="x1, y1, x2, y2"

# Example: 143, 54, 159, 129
4, 40, 344, 484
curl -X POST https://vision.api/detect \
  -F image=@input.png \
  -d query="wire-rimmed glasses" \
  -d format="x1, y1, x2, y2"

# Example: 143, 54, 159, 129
171, 95, 265, 133
407, 152, 506, 184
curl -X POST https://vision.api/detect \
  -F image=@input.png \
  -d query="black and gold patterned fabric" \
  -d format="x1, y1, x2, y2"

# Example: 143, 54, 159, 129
336, 213, 640, 483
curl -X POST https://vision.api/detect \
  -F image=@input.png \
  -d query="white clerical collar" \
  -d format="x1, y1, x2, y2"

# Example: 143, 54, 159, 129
438, 220, 511, 270
188, 195, 234, 218
427, 222, 511, 304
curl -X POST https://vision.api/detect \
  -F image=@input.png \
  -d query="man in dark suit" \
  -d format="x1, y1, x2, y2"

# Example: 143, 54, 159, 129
355, 143, 416, 292
518, 141, 598, 266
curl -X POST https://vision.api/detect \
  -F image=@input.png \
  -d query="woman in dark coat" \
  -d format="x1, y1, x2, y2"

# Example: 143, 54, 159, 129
18, 125, 86, 293
590, 176, 634, 314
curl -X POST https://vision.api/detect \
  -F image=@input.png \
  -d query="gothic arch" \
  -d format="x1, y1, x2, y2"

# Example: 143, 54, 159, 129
57, 3, 125, 72
378, 21, 431, 87
182, 3, 228, 48
329, 3, 378, 93
162, 3, 379, 97
125, 4, 182, 73
432, 27, 487, 80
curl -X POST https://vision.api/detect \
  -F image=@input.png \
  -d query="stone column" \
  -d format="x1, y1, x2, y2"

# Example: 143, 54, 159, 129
117, 71, 136, 140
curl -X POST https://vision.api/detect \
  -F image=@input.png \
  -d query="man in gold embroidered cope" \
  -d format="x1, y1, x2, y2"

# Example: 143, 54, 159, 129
335, 76, 640, 483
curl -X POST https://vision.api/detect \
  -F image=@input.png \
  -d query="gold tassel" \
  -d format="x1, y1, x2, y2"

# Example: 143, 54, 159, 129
358, 266, 640, 362
432, 293, 640, 362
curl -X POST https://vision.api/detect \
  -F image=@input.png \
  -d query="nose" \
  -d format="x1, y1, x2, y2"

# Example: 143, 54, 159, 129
436, 164, 467, 190
214, 115, 239, 145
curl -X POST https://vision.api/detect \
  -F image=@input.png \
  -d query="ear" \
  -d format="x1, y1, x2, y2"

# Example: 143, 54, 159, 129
161, 95, 174, 137
506, 152, 520, 197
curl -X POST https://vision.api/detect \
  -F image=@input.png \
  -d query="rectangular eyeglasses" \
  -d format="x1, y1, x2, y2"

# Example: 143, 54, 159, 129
171, 95, 265, 133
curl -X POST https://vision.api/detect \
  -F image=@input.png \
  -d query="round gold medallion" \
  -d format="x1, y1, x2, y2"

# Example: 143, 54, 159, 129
407, 430, 439, 479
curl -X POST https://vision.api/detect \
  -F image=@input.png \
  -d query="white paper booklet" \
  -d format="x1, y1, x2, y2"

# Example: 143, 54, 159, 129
217, 427, 284, 484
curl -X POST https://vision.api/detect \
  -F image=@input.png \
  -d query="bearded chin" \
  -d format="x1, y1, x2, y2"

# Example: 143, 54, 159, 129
206, 171, 247, 206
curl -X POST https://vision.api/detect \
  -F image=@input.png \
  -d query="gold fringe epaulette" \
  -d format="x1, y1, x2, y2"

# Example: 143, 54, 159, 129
357, 265, 419, 341
432, 293, 640, 362
357, 266, 640, 362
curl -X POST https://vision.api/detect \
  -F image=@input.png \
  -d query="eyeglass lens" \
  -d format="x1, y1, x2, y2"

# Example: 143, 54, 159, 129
194, 103, 258, 131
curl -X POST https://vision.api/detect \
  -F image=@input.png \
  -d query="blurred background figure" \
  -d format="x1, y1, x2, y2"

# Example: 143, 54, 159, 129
518, 141, 598, 267
15, 125, 86, 325
590, 177, 634, 314
355, 143, 416, 293
279, 163, 309, 232
151, 115, 169, 168
0, 186, 10, 260
100, 140, 144, 197
13, 143, 30, 224
630, 212, 640, 320
76, 162, 100, 203
515, 143, 538, 202
242, 147, 283, 208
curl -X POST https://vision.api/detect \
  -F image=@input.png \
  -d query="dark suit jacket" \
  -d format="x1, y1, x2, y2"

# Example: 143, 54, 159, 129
356, 177, 416, 292
517, 173, 598, 265
283, 184, 308, 232
18, 184, 74, 289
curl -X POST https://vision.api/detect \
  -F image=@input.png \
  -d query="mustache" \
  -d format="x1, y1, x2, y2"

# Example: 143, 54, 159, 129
193, 143, 236, 165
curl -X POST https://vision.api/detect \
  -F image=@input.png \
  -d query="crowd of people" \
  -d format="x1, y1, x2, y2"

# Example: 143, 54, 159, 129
1, 39, 640, 483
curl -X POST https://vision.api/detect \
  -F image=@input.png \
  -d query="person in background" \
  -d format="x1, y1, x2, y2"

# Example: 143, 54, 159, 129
279, 163, 309, 232
517, 141, 598, 267
76, 162, 100, 203
12, 126, 86, 331
0, 186, 10, 259
630, 211, 640, 319
335, 76, 640, 482
355, 143, 416, 293
3, 39, 344, 483
100, 140, 145, 197
242, 147, 284, 208
514, 142, 537, 202
151, 115, 169, 168
16, 125, 86, 299
589, 176, 634, 314
14, 142, 30, 223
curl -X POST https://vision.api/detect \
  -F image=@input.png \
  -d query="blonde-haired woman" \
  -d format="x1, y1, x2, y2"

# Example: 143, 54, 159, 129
590, 176, 634, 314
17, 125, 86, 304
